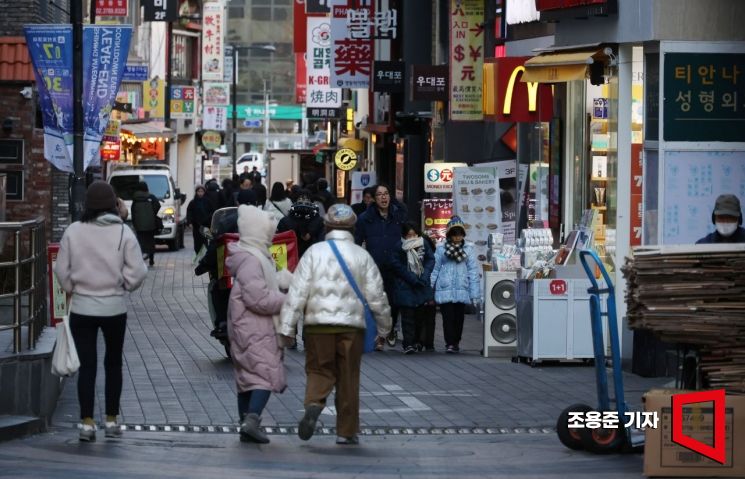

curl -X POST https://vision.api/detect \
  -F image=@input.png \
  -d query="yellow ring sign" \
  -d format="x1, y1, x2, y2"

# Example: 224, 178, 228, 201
334, 148, 358, 171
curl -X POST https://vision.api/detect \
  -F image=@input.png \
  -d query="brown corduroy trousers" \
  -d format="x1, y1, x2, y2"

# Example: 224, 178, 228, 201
303, 330, 364, 438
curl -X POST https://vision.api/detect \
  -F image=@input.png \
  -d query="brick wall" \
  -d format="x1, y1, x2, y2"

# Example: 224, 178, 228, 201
0, 83, 72, 242
0, 0, 69, 36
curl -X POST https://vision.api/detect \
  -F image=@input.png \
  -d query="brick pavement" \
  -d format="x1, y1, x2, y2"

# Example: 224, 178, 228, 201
53, 237, 668, 431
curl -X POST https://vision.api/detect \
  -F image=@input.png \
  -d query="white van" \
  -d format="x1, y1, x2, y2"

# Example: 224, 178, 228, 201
235, 151, 265, 177
108, 162, 187, 251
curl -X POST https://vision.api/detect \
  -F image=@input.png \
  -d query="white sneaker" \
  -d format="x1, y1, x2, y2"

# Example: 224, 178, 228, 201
79, 423, 96, 442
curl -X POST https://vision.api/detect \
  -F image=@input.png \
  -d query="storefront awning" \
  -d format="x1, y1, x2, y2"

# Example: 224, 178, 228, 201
521, 50, 602, 83
120, 121, 174, 139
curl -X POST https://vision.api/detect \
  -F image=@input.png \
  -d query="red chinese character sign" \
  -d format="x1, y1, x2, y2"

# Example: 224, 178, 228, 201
202, 2, 224, 81
330, 1, 374, 89
450, 0, 484, 121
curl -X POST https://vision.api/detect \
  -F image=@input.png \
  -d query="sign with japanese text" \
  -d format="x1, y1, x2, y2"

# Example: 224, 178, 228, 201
202, 2, 225, 81
663, 53, 745, 142
142, 0, 178, 22
306, 16, 342, 108
203, 106, 227, 131
373, 61, 404, 93
82, 26, 132, 169
330, 1, 374, 89
143, 78, 165, 119
306, 107, 342, 119
411, 65, 449, 101
449, 0, 484, 121
204, 82, 230, 106
486, 57, 552, 122
24, 25, 74, 172
96, 0, 127, 17
170, 85, 195, 119
422, 198, 454, 245
424, 162, 466, 193
122, 64, 149, 82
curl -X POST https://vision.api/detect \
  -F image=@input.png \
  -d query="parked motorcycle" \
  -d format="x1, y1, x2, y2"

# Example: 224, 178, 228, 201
194, 207, 238, 359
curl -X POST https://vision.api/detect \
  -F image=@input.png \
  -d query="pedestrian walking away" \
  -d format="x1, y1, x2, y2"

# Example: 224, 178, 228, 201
430, 216, 481, 354
186, 184, 213, 254
130, 181, 161, 266
354, 184, 407, 350
390, 222, 436, 354
264, 181, 293, 223
226, 205, 293, 444
53, 181, 148, 442
276, 195, 324, 258
279, 204, 391, 445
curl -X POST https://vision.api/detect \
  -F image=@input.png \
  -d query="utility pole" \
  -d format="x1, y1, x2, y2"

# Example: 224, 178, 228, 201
70, 0, 85, 221
231, 45, 238, 179
164, 21, 173, 165
263, 78, 270, 163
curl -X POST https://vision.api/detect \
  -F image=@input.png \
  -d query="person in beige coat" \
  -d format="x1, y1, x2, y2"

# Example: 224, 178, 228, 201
54, 181, 147, 442
279, 204, 391, 445
226, 204, 292, 444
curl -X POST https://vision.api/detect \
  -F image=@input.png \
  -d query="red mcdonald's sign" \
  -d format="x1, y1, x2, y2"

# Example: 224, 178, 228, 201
484, 57, 553, 123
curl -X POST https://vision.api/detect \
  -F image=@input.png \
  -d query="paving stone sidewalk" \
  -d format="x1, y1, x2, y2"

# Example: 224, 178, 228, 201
53, 236, 668, 431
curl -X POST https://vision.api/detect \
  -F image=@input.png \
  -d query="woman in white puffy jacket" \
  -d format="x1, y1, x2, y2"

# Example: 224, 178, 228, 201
263, 182, 294, 222
279, 204, 391, 446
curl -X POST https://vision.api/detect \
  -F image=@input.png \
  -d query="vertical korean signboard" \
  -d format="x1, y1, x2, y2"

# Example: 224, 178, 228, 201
203, 82, 229, 130
663, 53, 745, 142
202, 2, 225, 81
330, 1, 373, 89
449, 0, 484, 121
307, 17, 342, 109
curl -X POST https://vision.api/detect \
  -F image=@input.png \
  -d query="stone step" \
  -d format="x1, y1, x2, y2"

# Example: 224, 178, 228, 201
0, 415, 45, 442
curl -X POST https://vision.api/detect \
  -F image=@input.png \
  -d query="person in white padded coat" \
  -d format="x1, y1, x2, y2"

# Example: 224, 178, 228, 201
278, 204, 391, 446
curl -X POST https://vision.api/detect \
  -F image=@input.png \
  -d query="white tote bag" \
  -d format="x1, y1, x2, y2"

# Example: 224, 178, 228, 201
51, 305, 80, 377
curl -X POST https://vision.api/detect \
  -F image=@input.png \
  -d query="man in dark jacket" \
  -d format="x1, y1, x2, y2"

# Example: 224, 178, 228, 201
696, 194, 745, 244
276, 197, 324, 258
351, 186, 376, 216
186, 185, 213, 253
130, 181, 161, 266
252, 175, 267, 208
354, 184, 408, 349
316, 178, 335, 210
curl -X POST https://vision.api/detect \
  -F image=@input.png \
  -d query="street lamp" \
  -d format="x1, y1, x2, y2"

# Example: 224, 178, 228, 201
231, 43, 276, 178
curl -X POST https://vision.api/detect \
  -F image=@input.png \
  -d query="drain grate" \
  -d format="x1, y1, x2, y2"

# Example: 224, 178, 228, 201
74, 424, 555, 436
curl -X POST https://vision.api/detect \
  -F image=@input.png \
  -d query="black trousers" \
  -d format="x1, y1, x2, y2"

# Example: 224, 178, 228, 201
440, 302, 466, 347
69, 312, 127, 419
136, 230, 155, 262
418, 303, 436, 349
192, 226, 207, 254
400, 305, 436, 349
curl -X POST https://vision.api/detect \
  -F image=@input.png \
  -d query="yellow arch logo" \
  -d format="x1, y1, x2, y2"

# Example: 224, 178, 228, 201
503, 66, 539, 116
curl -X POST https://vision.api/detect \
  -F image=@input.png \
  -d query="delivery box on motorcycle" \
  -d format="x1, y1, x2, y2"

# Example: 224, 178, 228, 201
217, 230, 299, 288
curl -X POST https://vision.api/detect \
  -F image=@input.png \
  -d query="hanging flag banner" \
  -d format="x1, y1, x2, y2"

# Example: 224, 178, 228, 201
24, 25, 75, 172
449, 0, 484, 121
83, 25, 132, 169
306, 16, 342, 108
202, 2, 225, 81
330, 1, 374, 89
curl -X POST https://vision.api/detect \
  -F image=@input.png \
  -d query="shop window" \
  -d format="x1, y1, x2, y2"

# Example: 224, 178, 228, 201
172, 33, 196, 81
251, 6, 271, 20
228, 6, 244, 18
0, 139, 24, 201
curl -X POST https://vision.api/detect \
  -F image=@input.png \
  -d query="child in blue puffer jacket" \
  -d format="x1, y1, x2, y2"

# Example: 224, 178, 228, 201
430, 216, 481, 353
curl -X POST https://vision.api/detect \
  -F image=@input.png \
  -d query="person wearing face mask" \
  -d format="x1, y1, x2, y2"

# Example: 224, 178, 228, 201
695, 194, 745, 244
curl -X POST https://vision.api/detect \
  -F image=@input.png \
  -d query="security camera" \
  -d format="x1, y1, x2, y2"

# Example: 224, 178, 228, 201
20, 87, 32, 100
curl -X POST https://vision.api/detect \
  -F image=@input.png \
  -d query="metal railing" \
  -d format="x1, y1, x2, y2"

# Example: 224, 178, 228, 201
0, 219, 48, 353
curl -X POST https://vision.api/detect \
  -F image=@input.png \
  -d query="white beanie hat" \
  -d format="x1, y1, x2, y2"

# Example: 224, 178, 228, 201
237, 204, 278, 250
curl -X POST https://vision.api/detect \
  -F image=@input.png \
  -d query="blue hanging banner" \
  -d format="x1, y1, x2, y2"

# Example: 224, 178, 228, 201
83, 25, 132, 169
24, 25, 74, 173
